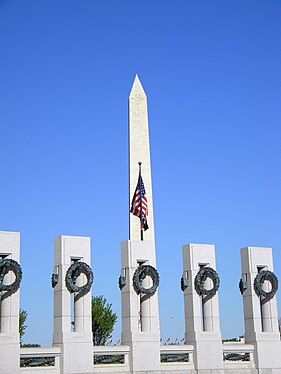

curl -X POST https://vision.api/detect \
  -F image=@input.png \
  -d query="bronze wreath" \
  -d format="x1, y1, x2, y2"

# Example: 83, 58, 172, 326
133, 265, 159, 296
239, 278, 247, 295
0, 259, 22, 293
254, 270, 278, 300
118, 275, 126, 290
180, 276, 188, 292
65, 261, 93, 295
194, 266, 220, 298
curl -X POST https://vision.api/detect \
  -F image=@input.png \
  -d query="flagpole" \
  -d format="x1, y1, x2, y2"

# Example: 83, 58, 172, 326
138, 161, 144, 241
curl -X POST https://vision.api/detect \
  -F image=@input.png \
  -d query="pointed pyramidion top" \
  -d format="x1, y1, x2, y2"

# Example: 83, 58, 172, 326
129, 74, 147, 98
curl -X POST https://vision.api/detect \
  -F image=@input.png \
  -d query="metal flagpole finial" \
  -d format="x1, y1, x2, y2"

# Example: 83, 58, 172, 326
138, 161, 142, 176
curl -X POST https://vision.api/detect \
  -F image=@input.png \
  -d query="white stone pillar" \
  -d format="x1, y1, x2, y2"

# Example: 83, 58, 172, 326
121, 240, 160, 374
240, 246, 281, 372
182, 243, 224, 374
52, 235, 93, 374
0, 231, 20, 374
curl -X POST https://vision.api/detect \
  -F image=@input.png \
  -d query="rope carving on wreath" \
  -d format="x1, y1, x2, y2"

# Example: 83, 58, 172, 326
254, 270, 278, 300
194, 266, 220, 298
133, 264, 159, 296
65, 261, 94, 295
0, 259, 22, 293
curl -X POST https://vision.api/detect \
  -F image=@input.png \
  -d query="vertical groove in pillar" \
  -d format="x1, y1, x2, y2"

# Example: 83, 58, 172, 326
74, 272, 86, 332
140, 276, 152, 332
202, 277, 213, 332
261, 278, 272, 332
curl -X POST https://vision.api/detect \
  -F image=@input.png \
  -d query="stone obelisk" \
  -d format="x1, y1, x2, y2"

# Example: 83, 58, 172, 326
120, 75, 160, 374
129, 75, 154, 242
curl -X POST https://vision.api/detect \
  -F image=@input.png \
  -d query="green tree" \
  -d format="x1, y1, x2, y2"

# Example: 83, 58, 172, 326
92, 295, 117, 346
19, 308, 28, 345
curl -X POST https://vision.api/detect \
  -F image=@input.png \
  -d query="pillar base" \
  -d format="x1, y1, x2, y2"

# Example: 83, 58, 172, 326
0, 336, 20, 374
253, 341, 281, 373
186, 334, 224, 373
53, 341, 93, 374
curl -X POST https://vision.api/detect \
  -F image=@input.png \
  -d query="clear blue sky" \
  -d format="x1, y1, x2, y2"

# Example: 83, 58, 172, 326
1, 0, 281, 346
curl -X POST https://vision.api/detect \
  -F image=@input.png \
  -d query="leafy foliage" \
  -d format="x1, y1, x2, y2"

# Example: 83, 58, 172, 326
19, 308, 28, 345
92, 295, 117, 346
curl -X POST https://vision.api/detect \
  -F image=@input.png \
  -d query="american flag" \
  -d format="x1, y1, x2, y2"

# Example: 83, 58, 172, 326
130, 175, 149, 231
